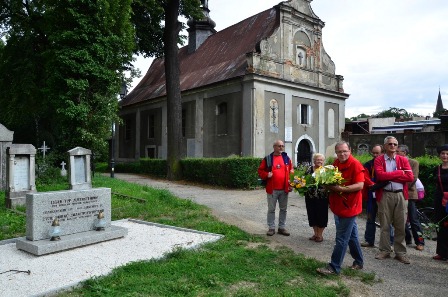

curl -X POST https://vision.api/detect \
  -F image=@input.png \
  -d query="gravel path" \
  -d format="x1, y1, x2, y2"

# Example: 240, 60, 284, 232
0, 220, 221, 297
114, 173, 447, 297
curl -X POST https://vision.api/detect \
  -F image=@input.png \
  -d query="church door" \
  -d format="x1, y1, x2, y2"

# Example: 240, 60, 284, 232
296, 140, 312, 166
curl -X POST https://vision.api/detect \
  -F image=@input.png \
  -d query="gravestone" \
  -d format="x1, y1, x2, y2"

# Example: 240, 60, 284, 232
5, 144, 36, 208
60, 161, 67, 177
16, 147, 127, 255
0, 123, 14, 191
68, 147, 92, 190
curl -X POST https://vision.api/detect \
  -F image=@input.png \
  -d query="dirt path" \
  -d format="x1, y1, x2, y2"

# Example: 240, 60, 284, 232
113, 173, 446, 297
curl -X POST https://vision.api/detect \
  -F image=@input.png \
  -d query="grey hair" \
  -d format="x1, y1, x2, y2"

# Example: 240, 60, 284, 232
397, 144, 409, 155
312, 153, 325, 161
335, 141, 351, 150
383, 136, 397, 144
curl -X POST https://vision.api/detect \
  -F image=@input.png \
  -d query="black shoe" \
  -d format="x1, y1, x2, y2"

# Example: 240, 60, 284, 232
277, 228, 290, 236
266, 229, 275, 236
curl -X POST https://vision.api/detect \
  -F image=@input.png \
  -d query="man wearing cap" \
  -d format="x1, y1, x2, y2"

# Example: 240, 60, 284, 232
374, 136, 414, 264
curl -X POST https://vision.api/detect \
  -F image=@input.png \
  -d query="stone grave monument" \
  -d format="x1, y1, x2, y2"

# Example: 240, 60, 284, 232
5, 144, 36, 208
0, 123, 14, 191
68, 146, 92, 190
16, 146, 127, 256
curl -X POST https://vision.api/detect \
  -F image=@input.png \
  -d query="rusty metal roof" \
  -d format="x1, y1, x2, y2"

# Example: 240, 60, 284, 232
121, 7, 279, 107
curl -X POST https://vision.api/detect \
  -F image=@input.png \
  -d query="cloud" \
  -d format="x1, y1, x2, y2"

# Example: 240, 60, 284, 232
132, 0, 448, 118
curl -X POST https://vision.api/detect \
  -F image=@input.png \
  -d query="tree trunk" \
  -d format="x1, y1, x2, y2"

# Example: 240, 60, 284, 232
164, 0, 183, 180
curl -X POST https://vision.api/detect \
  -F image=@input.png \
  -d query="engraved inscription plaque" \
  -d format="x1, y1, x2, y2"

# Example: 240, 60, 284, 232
14, 156, 29, 191
74, 156, 86, 183
26, 188, 111, 241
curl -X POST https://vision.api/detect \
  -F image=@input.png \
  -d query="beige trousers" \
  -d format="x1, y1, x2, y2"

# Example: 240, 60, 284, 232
377, 191, 408, 255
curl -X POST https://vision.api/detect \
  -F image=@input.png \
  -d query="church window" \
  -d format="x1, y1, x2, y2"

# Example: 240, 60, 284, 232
216, 102, 228, 135
124, 119, 131, 141
182, 109, 186, 137
328, 108, 335, 138
147, 114, 155, 139
298, 104, 312, 125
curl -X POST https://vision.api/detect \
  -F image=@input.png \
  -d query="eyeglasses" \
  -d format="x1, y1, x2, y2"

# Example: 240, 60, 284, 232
387, 143, 398, 146
336, 150, 350, 154
276, 145, 285, 147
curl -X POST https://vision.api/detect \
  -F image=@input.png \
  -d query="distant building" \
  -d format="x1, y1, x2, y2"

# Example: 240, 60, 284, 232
116, 0, 348, 165
343, 91, 446, 157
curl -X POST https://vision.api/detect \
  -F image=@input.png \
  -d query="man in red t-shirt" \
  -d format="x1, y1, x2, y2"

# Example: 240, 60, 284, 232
317, 141, 365, 275
258, 140, 294, 236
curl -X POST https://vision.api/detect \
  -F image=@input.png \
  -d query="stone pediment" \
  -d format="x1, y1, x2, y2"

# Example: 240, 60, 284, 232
0, 123, 14, 141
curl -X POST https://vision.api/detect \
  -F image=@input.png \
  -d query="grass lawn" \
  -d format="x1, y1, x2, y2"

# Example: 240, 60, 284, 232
0, 175, 375, 296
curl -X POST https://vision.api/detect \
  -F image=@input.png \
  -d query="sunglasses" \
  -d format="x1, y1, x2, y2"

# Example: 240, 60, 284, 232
386, 143, 398, 146
276, 145, 285, 147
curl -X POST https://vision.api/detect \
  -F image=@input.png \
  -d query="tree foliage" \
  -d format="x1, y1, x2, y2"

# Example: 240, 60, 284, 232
433, 108, 448, 118
0, 0, 202, 177
374, 107, 421, 120
347, 108, 423, 121
131, 0, 202, 180
0, 0, 135, 158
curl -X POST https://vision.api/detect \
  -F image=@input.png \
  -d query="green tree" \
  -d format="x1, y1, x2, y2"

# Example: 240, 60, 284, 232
131, 0, 202, 180
433, 108, 448, 118
0, 0, 135, 158
374, 107, 421, 119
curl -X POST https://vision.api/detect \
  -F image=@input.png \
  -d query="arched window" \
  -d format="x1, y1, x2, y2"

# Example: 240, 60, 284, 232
328, 108, 335, 138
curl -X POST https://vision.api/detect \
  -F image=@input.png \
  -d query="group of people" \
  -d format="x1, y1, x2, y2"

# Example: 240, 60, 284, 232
258, 138, 448, 276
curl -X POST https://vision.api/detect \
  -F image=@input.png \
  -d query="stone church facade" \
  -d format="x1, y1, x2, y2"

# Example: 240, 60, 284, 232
117, 0, 349, 166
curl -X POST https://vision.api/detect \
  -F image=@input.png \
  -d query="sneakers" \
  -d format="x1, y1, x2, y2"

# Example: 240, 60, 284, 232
375, 252, 391, 260
350, 264, 363, 270
277, 228, 290, 236
316, 265, 338, 276
415, 244, 424, 251
394, 254, 411, 264
360, 242, 374, 247
266, 229, 275, 236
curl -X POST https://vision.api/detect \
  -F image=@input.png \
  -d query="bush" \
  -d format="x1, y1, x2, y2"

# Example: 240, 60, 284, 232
35, 153, 68, 186
180, 157, 261, 189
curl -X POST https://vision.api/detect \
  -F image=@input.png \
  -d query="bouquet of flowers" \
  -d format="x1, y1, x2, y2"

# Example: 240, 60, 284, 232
313, 165, 345, 186
289, 165, 316, 196
290, 164, 345, 196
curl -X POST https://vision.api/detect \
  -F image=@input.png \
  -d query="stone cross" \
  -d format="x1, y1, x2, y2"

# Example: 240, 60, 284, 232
38, 141, 50, 158
60, 161, 67, 177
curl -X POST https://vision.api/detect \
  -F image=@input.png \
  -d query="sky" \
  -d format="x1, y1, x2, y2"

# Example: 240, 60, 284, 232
131, 0, 448, 119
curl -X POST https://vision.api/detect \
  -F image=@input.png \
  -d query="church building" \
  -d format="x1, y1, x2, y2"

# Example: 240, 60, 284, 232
117, 0, 349, 165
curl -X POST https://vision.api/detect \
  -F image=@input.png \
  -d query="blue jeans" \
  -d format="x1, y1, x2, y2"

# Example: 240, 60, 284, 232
267, 190, 288, 229
405, 200, 425, 245
330, 215, 364, 274
364, 198, 394, 245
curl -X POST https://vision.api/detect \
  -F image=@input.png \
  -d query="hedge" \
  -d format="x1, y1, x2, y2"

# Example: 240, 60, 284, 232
96, 154, 442, 206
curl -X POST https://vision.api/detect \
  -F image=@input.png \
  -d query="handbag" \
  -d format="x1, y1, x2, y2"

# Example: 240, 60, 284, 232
437, 166, 448, 207
415, 178, 425, 200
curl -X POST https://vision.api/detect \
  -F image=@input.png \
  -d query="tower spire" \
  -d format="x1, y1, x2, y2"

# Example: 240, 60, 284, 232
436, 88, 444, 113
187, 0, 216, 53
